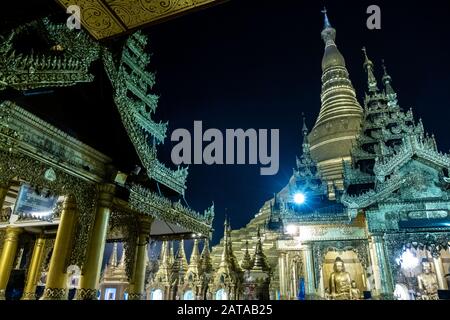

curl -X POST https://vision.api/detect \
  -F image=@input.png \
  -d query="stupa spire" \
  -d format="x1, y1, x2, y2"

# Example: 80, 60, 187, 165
108, 242, 118, 267
322, 6, 332, 29
200, 239, 213, 274
362, 47, 379, 93
382, 60, 398, 108
177, 239, 189, 272
190, 239, 201, 266
118, 246, 126, 268
241, 241, 254, 271
252, 227, 269, 272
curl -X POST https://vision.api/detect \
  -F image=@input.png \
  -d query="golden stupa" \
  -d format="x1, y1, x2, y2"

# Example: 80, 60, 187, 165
308, 11, 363, 195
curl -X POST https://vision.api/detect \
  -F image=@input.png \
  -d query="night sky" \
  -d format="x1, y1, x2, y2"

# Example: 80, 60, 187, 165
1, 1, 450, 246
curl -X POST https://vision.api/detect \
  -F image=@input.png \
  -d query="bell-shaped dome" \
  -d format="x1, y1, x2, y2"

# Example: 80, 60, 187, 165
321, 43, 346, 71
321, 25, 346, 71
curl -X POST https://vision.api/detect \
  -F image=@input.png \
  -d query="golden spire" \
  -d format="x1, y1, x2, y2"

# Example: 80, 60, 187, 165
177, 239, 189, 272
252, 227, 270, 272
187, 238, 202, 277
320, 7, 345, 71
169, 241, 175, 265
309, 9, 363, 191
200, 239, 213, 274
219, 219, 230, 268
190, 239, 201, 265
108, 242, 118, 267
118, 245, 126, 269
241, 241, 253, 271
160, 240, 170, 267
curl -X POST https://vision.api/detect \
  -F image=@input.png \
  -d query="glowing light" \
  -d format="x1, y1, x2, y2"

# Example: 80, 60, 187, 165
286, 224, 298, 236
294, 192, 306, 205
399, 250, 419, 270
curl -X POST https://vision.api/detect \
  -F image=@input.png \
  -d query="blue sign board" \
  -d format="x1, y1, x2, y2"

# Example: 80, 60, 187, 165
13, 184, 59, 221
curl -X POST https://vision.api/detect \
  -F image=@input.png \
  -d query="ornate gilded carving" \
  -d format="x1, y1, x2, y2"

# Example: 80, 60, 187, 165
127, 292, 145, 300
105, 31, 188, 195
56, 0, 226, 40
128, 184, 213, 236
0, 19, 99, 91
41, 287, 68, 300
74, 288, 98, 300
0, 149, 97, 267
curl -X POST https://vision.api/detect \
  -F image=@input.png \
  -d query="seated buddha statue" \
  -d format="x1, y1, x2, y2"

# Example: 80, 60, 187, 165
417, 261, 439, 300
329, 257, 352, 300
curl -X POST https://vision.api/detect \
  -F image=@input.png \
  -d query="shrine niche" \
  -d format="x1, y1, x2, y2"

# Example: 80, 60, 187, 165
321, 251, 365, 300
313, 242, 369, 300
387, 233, 450, 300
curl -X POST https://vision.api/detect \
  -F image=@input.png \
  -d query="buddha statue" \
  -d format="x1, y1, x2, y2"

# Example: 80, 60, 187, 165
417, 261, 439, 300
329, 257, 352, 299
350, 280, 361, 300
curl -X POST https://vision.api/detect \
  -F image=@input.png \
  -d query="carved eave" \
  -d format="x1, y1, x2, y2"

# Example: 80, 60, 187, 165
55, 0, 228, 40
0, 20, 100, 91
0, 101, 112, 183
373, 134, 450, 180
128, 184, 213, 236
341, 173, 407, 212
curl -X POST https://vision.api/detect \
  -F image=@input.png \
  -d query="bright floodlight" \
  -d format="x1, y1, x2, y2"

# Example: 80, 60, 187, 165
286, 225, 297, 236
399, 249, 419, 270
294, 192, 306, 205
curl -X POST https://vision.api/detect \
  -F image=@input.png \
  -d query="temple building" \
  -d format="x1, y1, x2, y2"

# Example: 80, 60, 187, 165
208, 11, 450, 300
0, 15, 215, 300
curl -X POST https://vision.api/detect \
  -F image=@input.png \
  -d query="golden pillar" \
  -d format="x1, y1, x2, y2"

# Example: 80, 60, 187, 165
21, 234, 46, 300
369, 234, 394, 299
128, 216, 154, 300
41, 195, 78, 300
0, 227, 22, 300
77, 183, 115, 300
278, 252, 287, 299
302, 244, 316, 299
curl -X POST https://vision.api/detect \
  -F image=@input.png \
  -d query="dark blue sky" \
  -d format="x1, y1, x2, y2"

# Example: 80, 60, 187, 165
3, 1, 450, 246
146, 0, 450, 244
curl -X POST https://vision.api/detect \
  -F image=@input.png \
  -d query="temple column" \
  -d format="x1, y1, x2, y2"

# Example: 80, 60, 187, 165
77, 183, 115, 300
278, 252, 287, 299
302, 244, 315, 299
369, 234, 394, 299
21, 234, 46, 300
41, 195, 78, 300
432, 254, 448, 290
0, 227, 22, 300
128, 216, 154, 300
